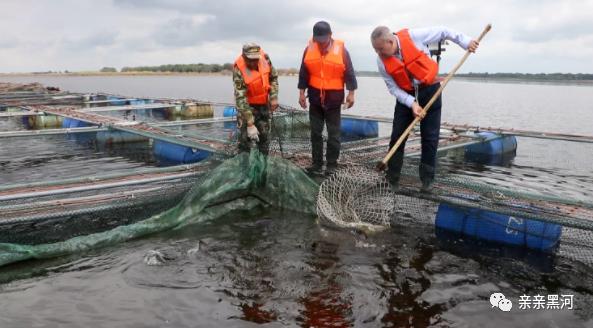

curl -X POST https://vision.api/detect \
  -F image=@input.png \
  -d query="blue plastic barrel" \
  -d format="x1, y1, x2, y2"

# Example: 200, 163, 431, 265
129, 99, 146, 106
96, 131, 147, 145
21, 116, 32, 129
107, 95, 127, 106
466, 132, 517, 156
62, 118, 91, 128
153, 140, 210, 164
152, 108, 168, 120
341, 118, 379, 141
464, 132, 517, 165
223, 106, 238, 129
70, 132, 95, 145
435, 203, 562, 252
62, 118, 93, 144
223, 106, 237, 117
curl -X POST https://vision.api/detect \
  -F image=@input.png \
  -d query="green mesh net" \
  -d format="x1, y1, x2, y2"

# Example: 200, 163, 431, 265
0, 150, 318, 266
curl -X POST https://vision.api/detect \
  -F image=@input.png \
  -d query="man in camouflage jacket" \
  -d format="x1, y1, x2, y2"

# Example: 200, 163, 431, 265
233, 43, 279, 155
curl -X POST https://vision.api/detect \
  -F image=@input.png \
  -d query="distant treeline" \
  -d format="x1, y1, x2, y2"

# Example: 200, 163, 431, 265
118, 63, 234, 73
101, 65, 301, 75
355, 71, 593, 80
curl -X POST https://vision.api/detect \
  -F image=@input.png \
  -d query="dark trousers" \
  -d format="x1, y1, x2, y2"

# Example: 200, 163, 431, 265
387, 83, 442, 184
309, 103, 341, 167
238, 105, 270, 155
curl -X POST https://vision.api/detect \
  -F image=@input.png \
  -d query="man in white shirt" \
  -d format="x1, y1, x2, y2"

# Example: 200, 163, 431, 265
371, 26, 479, 191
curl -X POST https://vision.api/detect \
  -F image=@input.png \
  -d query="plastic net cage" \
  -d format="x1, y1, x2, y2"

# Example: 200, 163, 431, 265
0, 105, 371, 243
216, 107, 324, 165
0, 170, 206, 245
250, 106, 391, 168
316, 136, 593, 266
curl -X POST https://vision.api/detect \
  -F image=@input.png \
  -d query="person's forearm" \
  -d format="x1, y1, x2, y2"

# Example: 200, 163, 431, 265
269, 69, 279, 100
344, 49, 358, 91
298, 49, 309, 90
393, 87, 415, 108
378, 63, 414, 107
415, 26, 472, 50
269, 84, 279, 101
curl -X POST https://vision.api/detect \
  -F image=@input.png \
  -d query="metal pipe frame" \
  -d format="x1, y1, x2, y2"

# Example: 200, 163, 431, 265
0, 161, 213, 192
0, 171, 202, 202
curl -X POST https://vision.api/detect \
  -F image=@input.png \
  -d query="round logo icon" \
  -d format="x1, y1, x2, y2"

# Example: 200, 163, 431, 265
490, 292, 513, 312
498, 298, 513, 312
490, 293, 506, 308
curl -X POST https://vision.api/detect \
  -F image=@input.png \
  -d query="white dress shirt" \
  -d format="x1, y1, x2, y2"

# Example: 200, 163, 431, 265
376, 26, 472, 108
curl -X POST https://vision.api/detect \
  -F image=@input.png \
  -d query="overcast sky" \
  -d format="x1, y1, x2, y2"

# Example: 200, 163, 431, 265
1, 0, 592, 73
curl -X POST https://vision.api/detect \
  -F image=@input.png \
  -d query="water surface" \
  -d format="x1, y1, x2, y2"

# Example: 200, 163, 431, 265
1, 75, 593, 327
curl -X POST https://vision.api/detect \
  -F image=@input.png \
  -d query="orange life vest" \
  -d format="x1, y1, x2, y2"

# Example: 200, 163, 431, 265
303, 39, 346, 91
381, 29, 438, 92
234, 50, 271, 105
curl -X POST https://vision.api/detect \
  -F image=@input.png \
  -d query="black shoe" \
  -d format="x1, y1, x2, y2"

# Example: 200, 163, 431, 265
420, 179, 434, 193
325, 164, 338, 176
306, 164, 323, 175
388, 178, 400, 193
386, 172, 400, 193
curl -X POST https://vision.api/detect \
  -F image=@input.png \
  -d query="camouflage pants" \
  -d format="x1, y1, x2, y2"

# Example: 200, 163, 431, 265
238, 105, 270, 155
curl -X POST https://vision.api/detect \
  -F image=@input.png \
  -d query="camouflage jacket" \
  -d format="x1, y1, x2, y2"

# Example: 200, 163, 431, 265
233, 54, 279, 125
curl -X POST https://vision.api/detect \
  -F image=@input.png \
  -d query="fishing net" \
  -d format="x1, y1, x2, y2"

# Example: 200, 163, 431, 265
0, 150, 318, 266
0, 172, 204, 244
216, 107, 314, 161
267, 107, 389, 169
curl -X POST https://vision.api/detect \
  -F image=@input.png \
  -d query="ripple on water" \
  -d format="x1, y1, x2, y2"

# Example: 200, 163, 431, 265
1, 190, 593, 326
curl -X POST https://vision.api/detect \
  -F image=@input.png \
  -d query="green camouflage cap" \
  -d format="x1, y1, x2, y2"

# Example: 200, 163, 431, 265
242, 43, 261, 60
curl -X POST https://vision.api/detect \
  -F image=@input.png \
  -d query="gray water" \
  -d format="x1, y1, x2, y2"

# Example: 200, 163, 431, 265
1, 76, 593, 327
3, 75, 593, 135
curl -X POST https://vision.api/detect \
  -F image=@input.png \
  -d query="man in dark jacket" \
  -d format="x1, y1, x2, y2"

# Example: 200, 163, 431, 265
298, 21, 357, 176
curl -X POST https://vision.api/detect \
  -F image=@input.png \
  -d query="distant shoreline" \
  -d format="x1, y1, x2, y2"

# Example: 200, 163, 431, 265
0, 71, 232, 77
1, 71, 592, 85
453, 76, 593, 85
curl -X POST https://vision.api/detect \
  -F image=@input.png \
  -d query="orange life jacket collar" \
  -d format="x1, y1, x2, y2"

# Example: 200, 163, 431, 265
303, 38, 346, 91
234, 50, 271, 105
381, 29, 438, 92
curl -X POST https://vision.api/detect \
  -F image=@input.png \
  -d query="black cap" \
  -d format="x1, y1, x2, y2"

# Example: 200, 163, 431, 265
313, 21, 332, 43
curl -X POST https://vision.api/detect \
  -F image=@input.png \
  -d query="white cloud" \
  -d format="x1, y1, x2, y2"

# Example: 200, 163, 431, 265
0, 0, 592, 73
